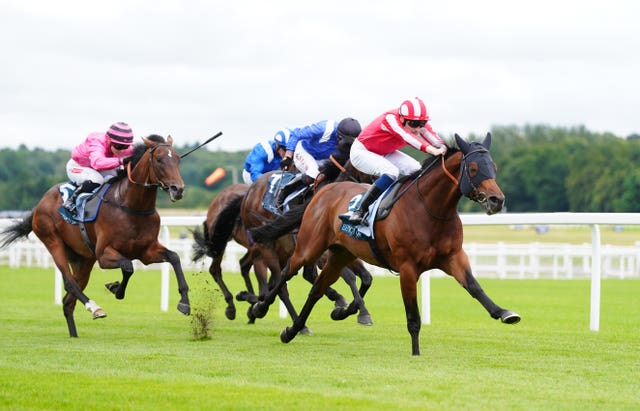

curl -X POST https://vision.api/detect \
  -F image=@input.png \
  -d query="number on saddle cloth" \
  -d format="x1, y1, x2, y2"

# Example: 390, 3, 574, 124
262, 172, 298, 215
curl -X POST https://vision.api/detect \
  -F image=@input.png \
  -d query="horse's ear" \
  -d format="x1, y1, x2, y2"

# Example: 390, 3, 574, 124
482, 132, 492, 150
455, 134, 470, 152
142, 136, 153, 147
167, 135, 174, 146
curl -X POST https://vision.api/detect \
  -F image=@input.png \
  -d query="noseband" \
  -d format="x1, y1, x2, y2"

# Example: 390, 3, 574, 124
127, 144, 175, 191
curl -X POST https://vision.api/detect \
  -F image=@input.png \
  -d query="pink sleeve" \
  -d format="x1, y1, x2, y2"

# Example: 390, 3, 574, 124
87, 139, 120, 170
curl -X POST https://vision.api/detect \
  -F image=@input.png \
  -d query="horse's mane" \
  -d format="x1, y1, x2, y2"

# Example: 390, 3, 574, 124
406, 147, 461, 180
112, 134, 166, 182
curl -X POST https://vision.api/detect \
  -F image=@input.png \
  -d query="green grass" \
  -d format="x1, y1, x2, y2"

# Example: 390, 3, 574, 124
0, 266, 638, 410
462, 224, 640, 246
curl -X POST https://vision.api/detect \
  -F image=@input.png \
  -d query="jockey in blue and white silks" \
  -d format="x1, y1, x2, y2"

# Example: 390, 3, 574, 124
242, 129, 290, 184
281, 118, 361, 179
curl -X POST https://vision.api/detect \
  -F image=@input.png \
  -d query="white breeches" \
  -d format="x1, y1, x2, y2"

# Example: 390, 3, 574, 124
66, 158, 117, 185
293, 141, 328, 179
350, 139, 421, 178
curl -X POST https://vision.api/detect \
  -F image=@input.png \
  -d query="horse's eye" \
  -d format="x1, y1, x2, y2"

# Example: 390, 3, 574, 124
468, 162, 479, 177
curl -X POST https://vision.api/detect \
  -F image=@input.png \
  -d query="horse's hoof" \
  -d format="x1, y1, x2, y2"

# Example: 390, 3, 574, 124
105, 282, 120, 295
246, 306, 256, 324
501, 310, 521, 324
225, 306, 236, 321
299, 326, 312, 335
251, 302, 268, 319
280, 327, 296, 343
235, 291, 249, 301
92, 309, 107, 319
331, 307, 349, 321
177, 302, 191, 316
357, 313, 373, 326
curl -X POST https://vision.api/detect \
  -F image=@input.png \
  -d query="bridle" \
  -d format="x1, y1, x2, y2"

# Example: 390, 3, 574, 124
126, 143, 175, 191
414, 146, 494, 220
458, 146, 493, 206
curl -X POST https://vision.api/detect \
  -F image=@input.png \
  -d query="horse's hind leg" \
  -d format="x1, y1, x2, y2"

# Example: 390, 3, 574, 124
104, 257, 134, 300
238, 252, 255, 295
163, 248, 191, 315
331, 266, 373, 325
48, 246, 101, 337
208, 257, 236, 320
302, 263, 348, 309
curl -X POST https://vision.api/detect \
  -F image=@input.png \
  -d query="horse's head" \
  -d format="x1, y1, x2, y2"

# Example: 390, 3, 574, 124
127, 135, 185, 202
455, 133, 504, 214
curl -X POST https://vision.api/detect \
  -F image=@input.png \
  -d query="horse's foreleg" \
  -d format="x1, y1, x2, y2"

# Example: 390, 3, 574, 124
280, 252, 347, 343
251, 262, 293, 319
399, 267, 421, 356
442, 253, 520, 325
462, 270, 521, 324
209, 257, 236, 320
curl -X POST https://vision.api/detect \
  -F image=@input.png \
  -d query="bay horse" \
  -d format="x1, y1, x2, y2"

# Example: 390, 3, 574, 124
240, 170, 374, 325
191, 183, 259, 321
0, 135, 190, 337
251, 133, 521, 355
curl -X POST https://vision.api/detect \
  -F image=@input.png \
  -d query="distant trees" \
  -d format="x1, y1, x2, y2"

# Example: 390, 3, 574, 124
1, 125, 639, 212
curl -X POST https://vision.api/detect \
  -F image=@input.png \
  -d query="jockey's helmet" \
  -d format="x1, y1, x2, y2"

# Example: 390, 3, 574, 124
106, 122, 134, 146
399, 97, 429, 121
337, 117, 362, 142
273, 128, 291, 148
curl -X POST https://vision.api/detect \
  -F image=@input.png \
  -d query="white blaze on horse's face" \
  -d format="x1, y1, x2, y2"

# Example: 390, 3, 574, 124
167, 151, 172, 158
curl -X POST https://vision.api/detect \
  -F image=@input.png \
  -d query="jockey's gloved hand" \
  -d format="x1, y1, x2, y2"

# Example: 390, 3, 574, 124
426, 145, 447, 156
280, 156, 293, 170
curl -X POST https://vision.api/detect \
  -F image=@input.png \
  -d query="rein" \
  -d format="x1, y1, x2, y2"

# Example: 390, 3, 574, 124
126, 144, 173, 191
415, 155, 456, 221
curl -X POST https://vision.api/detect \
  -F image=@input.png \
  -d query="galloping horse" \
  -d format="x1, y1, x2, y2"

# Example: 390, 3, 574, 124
0, 135, 190, 337
191, 183, 258, 321
240, 170, 374, 325
251, 133, 521, 355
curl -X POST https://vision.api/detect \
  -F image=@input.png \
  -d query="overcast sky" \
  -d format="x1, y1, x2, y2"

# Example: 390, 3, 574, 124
2, 0, 639, 153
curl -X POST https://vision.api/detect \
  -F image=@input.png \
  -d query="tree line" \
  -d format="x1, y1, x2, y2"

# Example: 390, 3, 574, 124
1, 124, 638, 212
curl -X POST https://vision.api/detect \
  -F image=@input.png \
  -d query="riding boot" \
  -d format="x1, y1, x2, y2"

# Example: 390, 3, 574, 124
340, 173, 395, 225
62, 181, 100, 212
342, 184, 383, 225
276, 174, 314, 208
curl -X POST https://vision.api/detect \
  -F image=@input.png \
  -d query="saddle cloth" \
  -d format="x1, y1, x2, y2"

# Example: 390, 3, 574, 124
58, 182, 107, 224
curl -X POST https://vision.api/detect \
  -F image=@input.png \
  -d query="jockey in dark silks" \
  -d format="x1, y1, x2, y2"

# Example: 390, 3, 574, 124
276, 117, 362, 207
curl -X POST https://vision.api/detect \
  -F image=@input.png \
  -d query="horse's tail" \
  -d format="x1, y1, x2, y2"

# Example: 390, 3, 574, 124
192, 195, 244, 263
0, 211, 34, 249
209, 195, 244, 257
250, 203, 306, 243
191, 222, 209, 262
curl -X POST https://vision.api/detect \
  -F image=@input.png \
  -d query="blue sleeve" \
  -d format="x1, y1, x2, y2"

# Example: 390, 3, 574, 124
290, 120, 338, 159
243, 144, 268, 182
287, 121, 326, 150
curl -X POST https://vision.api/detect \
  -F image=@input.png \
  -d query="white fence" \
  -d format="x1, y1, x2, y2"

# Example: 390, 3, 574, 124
4, 233, 639, 279
2, 213, 640, 331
